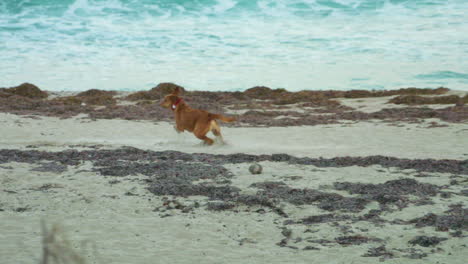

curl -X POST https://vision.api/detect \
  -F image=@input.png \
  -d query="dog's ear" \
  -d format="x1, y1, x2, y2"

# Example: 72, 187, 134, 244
173, 87, 181, 96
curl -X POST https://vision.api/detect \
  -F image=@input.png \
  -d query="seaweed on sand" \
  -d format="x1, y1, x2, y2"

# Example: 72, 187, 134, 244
126, 82, 185, 101
408, 203, 468, 231
333, 178, 440, 210
389, 94, 468, 105
1, 83, 48, 99
1, 83, 466, 126
408, 236, 448, 247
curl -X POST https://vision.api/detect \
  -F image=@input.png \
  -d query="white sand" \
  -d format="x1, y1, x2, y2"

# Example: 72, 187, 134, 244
0, 108, 467, 264
0, 113, 466, 159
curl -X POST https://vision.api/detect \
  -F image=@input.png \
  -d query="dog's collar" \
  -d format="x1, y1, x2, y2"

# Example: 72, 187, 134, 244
172, 98, 183, 110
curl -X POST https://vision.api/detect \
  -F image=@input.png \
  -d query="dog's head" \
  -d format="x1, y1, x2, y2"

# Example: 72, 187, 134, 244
160, 87, 182, 109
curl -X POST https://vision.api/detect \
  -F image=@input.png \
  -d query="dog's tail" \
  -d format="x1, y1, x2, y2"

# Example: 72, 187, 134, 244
210, 114, 236, 123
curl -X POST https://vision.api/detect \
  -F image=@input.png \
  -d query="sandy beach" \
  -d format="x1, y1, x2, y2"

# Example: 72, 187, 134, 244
0, 84, 467, 264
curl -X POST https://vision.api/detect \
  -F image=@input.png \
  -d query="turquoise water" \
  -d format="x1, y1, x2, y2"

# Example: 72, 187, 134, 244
1, 0, 467, 91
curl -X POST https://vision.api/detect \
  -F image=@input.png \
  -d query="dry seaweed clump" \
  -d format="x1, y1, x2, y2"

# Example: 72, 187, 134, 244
0, 89, 12, 98
251, 181, 369, 212
408, 236, 448, 247
126, 82, 185, 101
76, 89, 116, 105
1, 83, 48, 99
343, 87, 449, 98
0, 94, 91, 118
52, 89, 117, 106
51, 96, 83, 106
335, 235, 381, 245
76, 89, 116, 98
362, 245, 394, 259
389, 94, 468, 105
244, 86, 288, 100
408, 204, 467, 231
243, 86, 341, 106
88, 103, 171, 121
394, 87, 449, 95
242, 86, 450, 105
342, 90, 375, 98
333, 179, 440, 210
273, 91, 341, 106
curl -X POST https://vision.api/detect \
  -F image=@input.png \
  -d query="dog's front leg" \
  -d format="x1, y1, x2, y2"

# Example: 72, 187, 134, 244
174, 125, 183, 133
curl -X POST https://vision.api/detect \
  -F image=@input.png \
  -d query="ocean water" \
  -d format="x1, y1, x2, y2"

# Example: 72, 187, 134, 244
1, 0, 467, 92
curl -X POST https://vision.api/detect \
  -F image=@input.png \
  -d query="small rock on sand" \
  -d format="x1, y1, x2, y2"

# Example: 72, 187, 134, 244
249, 163, 262, 174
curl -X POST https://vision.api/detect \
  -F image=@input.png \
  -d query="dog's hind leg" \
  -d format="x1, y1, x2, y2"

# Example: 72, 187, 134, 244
210, 120, 224, 144
194, 122, 214, 145
195, 134, 214, 145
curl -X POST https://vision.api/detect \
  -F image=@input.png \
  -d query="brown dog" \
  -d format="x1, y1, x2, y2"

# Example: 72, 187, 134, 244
160, 87, 235, 145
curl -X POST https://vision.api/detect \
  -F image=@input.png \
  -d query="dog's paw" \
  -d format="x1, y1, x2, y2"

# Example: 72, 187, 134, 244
214, 136, 225, 145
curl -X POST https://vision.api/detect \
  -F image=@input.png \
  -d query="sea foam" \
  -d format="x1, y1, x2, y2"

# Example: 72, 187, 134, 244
0, 0, 467, 91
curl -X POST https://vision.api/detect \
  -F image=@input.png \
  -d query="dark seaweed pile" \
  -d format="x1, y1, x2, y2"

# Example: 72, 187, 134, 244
333, 179, 440, 210
408, 236, 448, 247
1, 83, 467, 126
251, 181, 369, 212
1, 147, 466, 175
407, 204, 468, 232
363, 245, 394, 259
